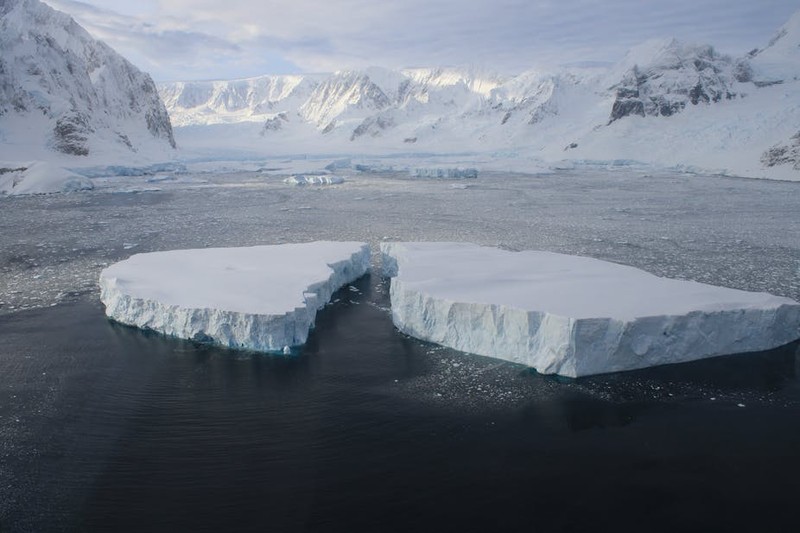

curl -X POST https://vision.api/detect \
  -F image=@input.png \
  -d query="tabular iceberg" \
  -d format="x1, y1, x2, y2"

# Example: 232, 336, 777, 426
100, 242, 370, 351
283, 174, 345, 186
381, 242, 800, 377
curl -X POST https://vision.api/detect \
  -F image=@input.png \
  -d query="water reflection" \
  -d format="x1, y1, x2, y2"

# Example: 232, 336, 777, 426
1, 278, 799, 532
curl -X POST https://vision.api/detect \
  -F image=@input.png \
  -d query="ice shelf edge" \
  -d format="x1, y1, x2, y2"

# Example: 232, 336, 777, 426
99, 243, 371, 352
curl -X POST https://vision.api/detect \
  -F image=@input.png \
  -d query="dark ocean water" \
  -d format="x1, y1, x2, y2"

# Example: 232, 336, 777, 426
1, 274, 799, 533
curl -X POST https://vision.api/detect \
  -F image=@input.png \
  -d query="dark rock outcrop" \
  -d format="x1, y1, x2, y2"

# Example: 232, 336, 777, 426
761, 132, 800, 170
608, 41, 738, 123
260, 112, 288, 134
351, 114, 395, 140
52, 112, 92, 155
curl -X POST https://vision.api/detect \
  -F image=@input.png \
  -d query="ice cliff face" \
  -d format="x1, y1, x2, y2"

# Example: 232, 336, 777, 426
100, 242, 371, 352
0, 0, 175, 156
381, 242, 800, 378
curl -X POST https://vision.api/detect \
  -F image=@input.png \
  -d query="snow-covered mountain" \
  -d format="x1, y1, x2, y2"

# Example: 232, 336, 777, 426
158, 75, 321, 127
159, 10, 800, 180
748, 10, 800, 83
299, 69, 396, 130
0, 0, 175, 160
745, 10, 800, 174
161, 67, 599, 152
606, 39, 740, 122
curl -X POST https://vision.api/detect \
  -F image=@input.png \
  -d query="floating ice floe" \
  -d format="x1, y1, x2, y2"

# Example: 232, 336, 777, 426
283, 174, 345, 186
381, 242, 800, 377
354, 163, 396, 173
145, 175, 176, 183
324, 158, 352, 171
74, 163, 187, 179
409, 167, 478, 179
100, 242, 370, 351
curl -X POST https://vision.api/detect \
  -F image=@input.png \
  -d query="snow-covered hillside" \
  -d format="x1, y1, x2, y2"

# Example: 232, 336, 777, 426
749, 10, 800, 84
160, 10, 800, 181
0, 0, 175, 162
161, 66, 607, 159
158, 75, 321, 127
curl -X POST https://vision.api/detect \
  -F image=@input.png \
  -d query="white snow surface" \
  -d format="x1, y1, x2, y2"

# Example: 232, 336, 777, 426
750, 10, 800, 82
158, 9, 800, 181
0, 161, 93, 195
380, 242, 800, 377
99, 242, 370, 351
0, 0, 175, 162
3, 1, 799, 182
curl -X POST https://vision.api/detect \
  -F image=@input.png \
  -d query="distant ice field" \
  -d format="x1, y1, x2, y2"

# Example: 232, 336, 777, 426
1, 166, 798, 319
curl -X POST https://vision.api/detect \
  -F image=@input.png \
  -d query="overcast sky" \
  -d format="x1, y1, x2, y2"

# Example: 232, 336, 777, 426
45, 0, 800, 82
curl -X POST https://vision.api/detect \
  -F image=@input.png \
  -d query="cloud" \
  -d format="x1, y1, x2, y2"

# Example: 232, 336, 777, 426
44, 0, 800, 80
45, 0, 286, 80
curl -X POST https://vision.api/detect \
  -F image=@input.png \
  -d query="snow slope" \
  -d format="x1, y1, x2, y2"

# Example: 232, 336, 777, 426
99, 242, 370, 352
160, 10, 800, 180
0, 0, 175, 162
381, 242, 800, 378
749, 10, 800, 83
0, 160, 92, 195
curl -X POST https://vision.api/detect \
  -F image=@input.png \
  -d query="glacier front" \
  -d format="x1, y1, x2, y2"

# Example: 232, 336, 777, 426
381, 242, 800, 377
100, 242, 370, 352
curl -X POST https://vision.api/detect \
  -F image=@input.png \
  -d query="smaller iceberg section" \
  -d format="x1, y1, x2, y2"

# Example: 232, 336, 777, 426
381, 242, 800, 377
100, 242, 370, 351
283, 174, 345, 186
409, 167, 478, 179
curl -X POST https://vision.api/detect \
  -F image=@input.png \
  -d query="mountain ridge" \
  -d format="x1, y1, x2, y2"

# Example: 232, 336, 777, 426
158, 11, 800, 180
0, 0, 175, 159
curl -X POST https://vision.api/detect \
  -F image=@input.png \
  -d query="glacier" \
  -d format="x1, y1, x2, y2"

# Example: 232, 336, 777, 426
99, 242, 370, 352
380, 242, 800, 377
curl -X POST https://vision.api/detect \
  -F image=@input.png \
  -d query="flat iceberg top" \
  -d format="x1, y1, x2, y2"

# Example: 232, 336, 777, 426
101, 241, 368, 315
382, 242, 797, 321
